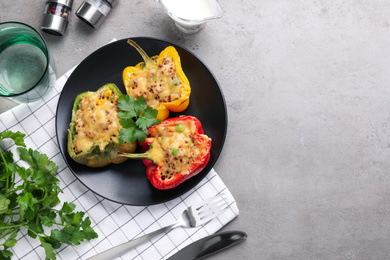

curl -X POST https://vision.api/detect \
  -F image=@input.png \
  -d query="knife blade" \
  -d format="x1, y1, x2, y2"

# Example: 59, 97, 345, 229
167, 230, 247, 260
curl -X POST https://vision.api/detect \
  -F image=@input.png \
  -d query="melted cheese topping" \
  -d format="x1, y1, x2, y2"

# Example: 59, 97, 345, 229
73, 90, 120, 153
149, 121, 210, 180
129, 55, 183, 108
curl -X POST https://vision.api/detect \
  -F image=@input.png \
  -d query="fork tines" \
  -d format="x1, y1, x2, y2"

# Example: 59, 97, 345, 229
195, 194, 229, 223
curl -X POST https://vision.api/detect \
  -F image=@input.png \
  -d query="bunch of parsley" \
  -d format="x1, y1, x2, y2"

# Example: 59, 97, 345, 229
0, 131, 97, 260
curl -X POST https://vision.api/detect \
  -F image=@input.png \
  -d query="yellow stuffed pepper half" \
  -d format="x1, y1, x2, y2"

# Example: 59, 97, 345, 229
122, 40, 191, 120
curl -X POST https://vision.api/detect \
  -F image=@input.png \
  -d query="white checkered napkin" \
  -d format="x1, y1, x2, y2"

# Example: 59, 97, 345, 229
0, 48, 239, 260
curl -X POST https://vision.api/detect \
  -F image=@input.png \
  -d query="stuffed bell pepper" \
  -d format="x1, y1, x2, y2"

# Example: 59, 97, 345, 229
119, 116, 212, 190
68, 83, 137, 167
122, 39, 191, 120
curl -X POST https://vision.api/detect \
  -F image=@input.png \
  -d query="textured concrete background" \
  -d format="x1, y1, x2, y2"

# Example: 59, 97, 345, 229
2, 0, 390, 259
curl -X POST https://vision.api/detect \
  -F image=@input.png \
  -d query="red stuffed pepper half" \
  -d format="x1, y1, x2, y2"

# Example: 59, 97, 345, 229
120, 115, 212, 190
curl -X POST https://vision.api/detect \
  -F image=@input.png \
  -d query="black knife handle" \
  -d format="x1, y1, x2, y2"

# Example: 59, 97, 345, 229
196, 231, 247, 259
168, 230, 247, 260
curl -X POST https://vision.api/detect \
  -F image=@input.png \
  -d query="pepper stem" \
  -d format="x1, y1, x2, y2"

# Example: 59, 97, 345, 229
118, 151, 151, 160
127, 39, 154, 65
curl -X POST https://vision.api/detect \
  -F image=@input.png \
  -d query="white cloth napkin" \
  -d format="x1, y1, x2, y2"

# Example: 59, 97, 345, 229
0, 44, 239, 260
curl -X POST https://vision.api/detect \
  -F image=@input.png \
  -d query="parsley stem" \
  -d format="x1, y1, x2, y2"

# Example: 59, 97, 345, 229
0, 227, 18, 240
10, 170, 16, 193
0, 150, 10, 192
0, 224, 23, 230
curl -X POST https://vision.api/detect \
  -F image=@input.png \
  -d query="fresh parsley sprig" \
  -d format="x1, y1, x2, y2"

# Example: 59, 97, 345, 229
0, 130, 98, 260
118, 95, 162, 143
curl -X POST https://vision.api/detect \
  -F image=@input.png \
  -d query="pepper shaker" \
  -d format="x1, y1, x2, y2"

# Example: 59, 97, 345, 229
41, 0, 73, 36
76, 0, 118, 28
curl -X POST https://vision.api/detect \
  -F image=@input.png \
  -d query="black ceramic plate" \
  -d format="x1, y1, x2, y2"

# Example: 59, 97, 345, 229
56, 37, 227, 206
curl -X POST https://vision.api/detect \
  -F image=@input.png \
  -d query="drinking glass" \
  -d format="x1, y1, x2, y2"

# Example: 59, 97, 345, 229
0, 22, 57, 103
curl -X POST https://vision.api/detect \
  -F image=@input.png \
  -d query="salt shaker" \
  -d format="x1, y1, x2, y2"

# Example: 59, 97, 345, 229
41, 0, 73, 36
76, 0, 118, 28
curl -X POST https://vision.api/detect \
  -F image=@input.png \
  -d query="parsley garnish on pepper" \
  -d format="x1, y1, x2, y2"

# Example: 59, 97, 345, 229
0, 130, 98, 259
118, 95, 162, 144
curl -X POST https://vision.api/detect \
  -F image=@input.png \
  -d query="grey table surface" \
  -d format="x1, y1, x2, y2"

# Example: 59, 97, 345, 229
2, 0, 390, 259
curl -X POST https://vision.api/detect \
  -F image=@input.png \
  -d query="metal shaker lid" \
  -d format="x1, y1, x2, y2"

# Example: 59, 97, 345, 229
76, 2, 107, 28
51, 0, 74, 7
41, 13, 69, 36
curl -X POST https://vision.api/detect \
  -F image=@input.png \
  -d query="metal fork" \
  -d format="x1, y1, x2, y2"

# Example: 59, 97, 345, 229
87, 194, 229, 260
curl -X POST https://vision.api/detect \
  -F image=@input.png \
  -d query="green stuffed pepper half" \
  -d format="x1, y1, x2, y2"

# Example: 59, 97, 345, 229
67, 83, 137, 167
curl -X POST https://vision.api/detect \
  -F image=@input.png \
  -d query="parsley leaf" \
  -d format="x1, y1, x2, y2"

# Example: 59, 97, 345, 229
118, 124, 144, 144
133, 95, 149, 115
118, 95, 162, 143
137, 107, 160, 131
0, 198, 10, 215
0, 130, 26, 147
39, 237, 57, 260
117, 95, 138, 118
3, 229, 17, 248
1, 249, 13, 258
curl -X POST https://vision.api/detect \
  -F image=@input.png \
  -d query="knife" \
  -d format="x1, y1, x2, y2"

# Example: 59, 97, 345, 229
167, 231, 247, 260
